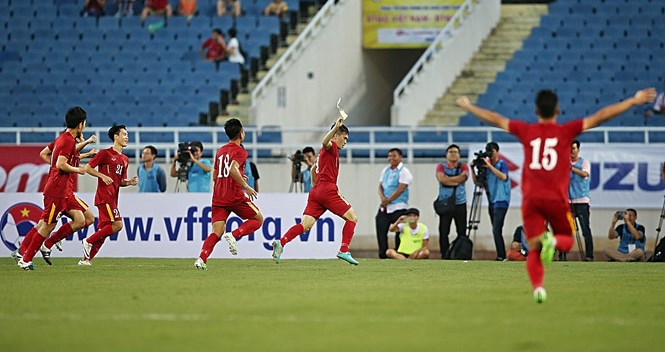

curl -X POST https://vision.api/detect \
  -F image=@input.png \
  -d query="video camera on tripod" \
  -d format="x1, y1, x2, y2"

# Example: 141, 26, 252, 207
175, 142, 192, 182
472, 146, 493, 185
289, 150, 305, 184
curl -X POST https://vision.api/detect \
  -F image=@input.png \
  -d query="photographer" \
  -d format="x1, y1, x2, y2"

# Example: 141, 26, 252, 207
471, 142, 511, 261
605, 209, 646, 262
301, 146, 317, 193
170, 141, 212, 192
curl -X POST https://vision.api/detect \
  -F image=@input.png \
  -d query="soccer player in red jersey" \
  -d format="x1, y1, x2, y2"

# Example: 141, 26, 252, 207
456, 87, 656, 302
194, 118, 262, 270
271, 117, 360, 265
35, 134, 98, 265
17, 107, 88, 270
82, 125, 138, 265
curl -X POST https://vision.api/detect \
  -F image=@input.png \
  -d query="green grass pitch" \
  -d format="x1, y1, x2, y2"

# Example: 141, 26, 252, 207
1, 258, 663, 352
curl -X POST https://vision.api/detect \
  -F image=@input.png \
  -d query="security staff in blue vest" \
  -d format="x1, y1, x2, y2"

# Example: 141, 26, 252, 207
605, 209, 646, 262
386, 208, 430, 259
471, 142, 511, 261
375, 148, 413, 259
301, 146, 316, 193
138, 145, 167, 192
170, 141, 212, 192
570, 140, 594, 261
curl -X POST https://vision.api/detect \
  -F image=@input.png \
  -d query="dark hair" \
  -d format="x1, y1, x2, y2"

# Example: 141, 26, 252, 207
145, 145, 158, 157
330, 123, 349, 135
627, 208, 638, 216
212, 28, 222, 36
108, 124, 126, 142
388, 148, 403, 156
486, 141, 499, 152
572, 140, 580, 149
224, 118, 243, 140
536, 89, 558, 119
446, 144, 460, 153
302, 146, 315, 155
190, 141, 203, 152
65, 106, 87, 129
228, 27, 237, 38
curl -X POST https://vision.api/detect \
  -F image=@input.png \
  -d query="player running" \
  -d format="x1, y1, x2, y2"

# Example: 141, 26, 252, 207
271, 117, 359, 265
81, 125, 138, 265
456, 87, 656, 303
194, 118, 263, 270
17, 107, 88, 270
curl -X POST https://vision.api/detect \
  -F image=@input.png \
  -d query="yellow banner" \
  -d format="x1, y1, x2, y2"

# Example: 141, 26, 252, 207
363, 0, 464, 49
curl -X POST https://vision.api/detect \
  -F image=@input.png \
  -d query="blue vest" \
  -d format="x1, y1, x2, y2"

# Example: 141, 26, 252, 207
437, 163, 466, 205
302, 168, 312, 193
188, 159, 211, 192
569, 158, 590, 200
486, 159, 510, 207
138, 164, 162, 192
616, 223, 646, 254
381, 165, 409, 206
244, 160, 255, 189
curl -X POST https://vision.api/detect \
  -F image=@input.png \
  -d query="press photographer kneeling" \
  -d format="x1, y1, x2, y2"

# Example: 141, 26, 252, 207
605, 209, 647, 262
170, 141, 212, 192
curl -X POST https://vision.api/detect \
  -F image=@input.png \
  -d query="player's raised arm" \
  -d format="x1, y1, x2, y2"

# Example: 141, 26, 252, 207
228, 160, 257, 200
455, 96, 510, 131
582, 88, 656, 131
322, 117, 344, 150
76, 134, 97, 151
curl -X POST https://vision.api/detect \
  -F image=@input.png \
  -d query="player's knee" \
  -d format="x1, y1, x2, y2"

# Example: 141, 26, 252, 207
254, 212, 264, 225
112, 221, 123, 233
71, 217, 86, 231
84, 211, 94, 226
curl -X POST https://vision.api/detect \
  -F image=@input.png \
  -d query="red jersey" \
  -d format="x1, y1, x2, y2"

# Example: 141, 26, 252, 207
43, 132, 77, 198
212, 142, 248, 207
509, 119, 584, 201
48, 140, 79, 193
148, 0, 169, 10
201, 38, 225, 60
313, 141, 340, 185
88, 147, 129, 206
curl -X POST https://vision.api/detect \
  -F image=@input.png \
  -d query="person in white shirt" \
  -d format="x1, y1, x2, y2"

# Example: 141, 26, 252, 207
227, 27, 245, 64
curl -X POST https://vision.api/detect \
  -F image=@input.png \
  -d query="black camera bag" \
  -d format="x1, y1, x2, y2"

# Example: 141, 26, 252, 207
649, 237, 665, 262
447, 234, 473, 260
433, 165, 460, 215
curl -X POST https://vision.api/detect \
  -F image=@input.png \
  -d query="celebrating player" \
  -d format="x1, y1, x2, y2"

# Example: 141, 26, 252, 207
16, 107, 88, 270
456, 87, 656, 303
194, 118, 263, 270
81, 125, 138, 265
271, 117, 359, 265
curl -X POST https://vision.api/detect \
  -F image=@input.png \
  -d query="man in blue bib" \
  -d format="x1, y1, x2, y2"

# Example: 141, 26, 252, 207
605, 209, 646, 262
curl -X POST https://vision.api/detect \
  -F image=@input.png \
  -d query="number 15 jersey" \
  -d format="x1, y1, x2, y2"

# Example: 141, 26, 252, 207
509, 119, 583, 201
212, 142, 248, 207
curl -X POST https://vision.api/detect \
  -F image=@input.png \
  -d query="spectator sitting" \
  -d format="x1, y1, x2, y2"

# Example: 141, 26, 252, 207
114, 0, 135, 18
644, 82, 665, 117
218, 0, 241, 17
386, 208, 430, 260
178, 0, 197, 19
507, 225, 528, 261
138, 145, 167, 193
82, 0, 106, 17
226, 28, 245, 65
201, 28, 227, 67
605, 209, 647, 262
141, 0, 173, 23
264, 0, 288, 18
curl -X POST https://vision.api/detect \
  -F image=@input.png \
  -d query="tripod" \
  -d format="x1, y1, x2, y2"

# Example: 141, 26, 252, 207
466, 184, 484, 257
174, 162, 189, 193
288, 164, 303, 193
649, 195, 665, 261
569, 203, 585, 260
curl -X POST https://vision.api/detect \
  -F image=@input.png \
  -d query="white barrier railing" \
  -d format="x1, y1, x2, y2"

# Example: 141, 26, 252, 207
391, 0, 501, 126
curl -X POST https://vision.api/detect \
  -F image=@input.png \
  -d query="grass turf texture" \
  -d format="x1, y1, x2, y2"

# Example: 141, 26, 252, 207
1, 258, 663, 352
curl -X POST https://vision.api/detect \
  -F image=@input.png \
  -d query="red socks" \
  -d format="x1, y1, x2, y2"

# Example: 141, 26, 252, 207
22, 233, 47, 262
86, 224, 115, 244
199, 233, 220, 262
20, 227, 38, 255
89, 238, 105, 260
526, 250, 544, 289
44, 223, 73, 249
231, 219, 261, 239
554, 234, 573, 252
340, 220, 356, 253
280, 224, 304, 247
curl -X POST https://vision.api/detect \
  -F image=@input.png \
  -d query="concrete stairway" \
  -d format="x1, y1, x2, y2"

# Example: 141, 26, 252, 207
421, 4, 548, 126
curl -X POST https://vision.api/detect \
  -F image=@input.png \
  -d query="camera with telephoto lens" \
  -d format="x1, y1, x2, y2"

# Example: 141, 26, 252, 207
175, 142, 191, 182
289, 150, 304, 183
473, 147, 493, 185
615, 210, 626, 220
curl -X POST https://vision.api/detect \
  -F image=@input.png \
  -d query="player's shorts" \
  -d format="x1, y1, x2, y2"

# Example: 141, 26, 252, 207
65, 193, 89, 216
97, 203, 122, 227
41, 195, 67, 224
211, 201, 260, 223
303, 182, 352, 219
522, 196, 575, 240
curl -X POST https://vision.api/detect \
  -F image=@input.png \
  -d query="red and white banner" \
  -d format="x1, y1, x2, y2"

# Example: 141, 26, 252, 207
0, 146, 56, 193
